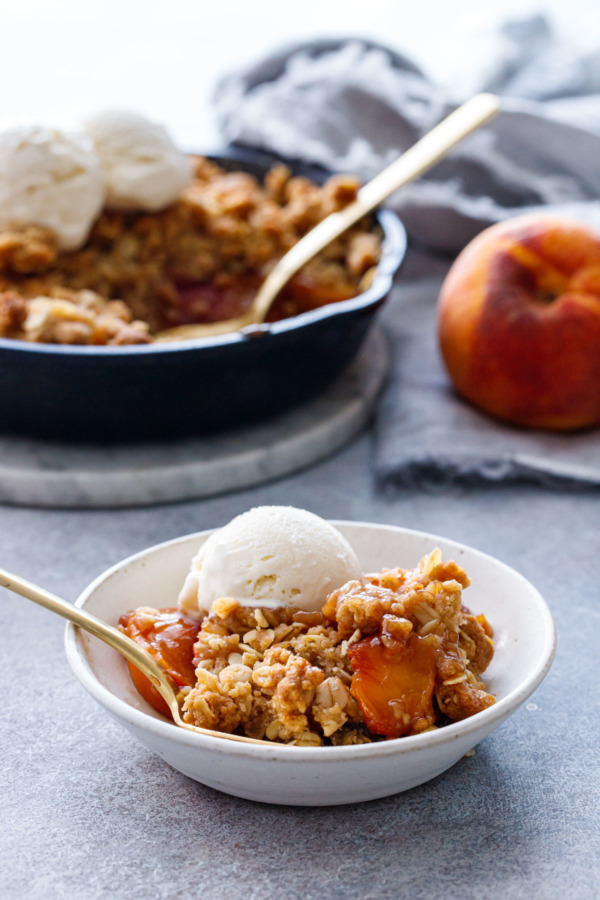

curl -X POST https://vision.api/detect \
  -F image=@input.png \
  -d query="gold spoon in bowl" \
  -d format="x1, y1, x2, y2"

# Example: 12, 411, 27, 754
0, 567, 269, 746
156, 92, 500, 343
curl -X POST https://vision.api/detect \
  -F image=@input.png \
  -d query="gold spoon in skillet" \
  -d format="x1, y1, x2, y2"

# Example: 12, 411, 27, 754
0, 567, 269, 745
156, 92, 500, 343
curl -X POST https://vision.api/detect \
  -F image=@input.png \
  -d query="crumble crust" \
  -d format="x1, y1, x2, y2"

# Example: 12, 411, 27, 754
0, 158, 381, 345
180, 550, 495, 746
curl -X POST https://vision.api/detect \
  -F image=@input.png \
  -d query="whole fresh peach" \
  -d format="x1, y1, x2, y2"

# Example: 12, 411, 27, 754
437, 213, 600, 430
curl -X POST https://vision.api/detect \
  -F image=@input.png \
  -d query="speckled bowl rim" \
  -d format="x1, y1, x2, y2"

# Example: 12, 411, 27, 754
65, 522, 556, 762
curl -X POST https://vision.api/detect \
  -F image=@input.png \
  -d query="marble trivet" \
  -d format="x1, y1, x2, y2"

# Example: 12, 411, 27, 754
0, 327, 388, 509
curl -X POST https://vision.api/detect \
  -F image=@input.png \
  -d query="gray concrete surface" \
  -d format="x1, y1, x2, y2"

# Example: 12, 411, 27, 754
1, 432, 598, 899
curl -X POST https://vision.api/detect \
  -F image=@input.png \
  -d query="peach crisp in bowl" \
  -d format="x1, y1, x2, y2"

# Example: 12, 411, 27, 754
64, 507, 555, 806
0, 112, 406, 441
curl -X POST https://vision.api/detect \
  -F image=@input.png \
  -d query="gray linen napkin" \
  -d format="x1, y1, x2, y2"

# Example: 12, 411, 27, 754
213, 15, 600, 488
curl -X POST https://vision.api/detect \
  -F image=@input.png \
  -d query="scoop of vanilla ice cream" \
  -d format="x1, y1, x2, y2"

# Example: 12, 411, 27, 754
0, 122, 105, 250
179, 506, 362, 615
83, 110, 192, 212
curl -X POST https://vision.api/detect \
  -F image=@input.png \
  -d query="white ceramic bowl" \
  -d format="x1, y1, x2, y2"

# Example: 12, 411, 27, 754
65, 522, 555, 806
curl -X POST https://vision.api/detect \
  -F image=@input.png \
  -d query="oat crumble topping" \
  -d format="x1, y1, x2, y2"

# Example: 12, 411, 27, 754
119, 550, 494, 747
0, 157, 381, 345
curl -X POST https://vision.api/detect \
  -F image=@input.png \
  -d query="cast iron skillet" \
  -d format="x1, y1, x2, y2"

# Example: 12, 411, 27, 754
0, 147, 407, 442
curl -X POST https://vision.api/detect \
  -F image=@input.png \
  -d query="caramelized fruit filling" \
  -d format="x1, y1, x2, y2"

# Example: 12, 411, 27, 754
118, 607, 200, 717
348, 633, 438, 737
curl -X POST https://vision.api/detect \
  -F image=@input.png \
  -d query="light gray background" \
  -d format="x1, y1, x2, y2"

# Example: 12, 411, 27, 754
3, 0, 599, 150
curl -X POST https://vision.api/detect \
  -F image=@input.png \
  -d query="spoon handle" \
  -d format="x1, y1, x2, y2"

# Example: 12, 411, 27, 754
0, 566, 171, 690
252, 92, 500, 322
0, 566, 270, 745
